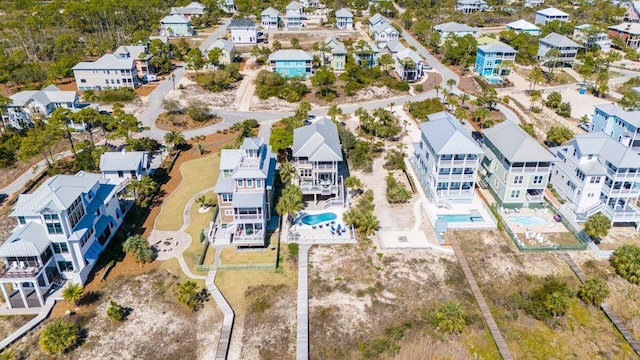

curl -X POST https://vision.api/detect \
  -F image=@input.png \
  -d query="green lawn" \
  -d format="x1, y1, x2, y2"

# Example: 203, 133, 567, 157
155, 154, 220, 231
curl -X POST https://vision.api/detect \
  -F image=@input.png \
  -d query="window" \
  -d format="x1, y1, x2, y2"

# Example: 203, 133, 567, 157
237, 179, 244, 188
222, 194, 233, 202
533, 175, 544, 184
256, 179, 263, 188
590, 176, 601, 184
513, 176, 523, 184
587, 193, 594, 198
510, 190, 521, 198
52, 242, 69, 254
225, 210, 233, 216
57, 261, 74, 272
80, 79, 87, 83
18, 217, 26, 225
118, 170, 124, 178
247, 179, 253, 187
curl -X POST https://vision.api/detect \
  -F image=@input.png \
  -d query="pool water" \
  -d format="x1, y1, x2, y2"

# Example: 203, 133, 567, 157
438, 214, 484, 223
509, 216, 548, 225
300, 212, 337, 226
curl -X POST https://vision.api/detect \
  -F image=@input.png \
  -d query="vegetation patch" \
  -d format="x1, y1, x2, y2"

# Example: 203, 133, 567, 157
255, 70, 310, 102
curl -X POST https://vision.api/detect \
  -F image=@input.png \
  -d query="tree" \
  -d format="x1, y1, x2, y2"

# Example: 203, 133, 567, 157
276, 184, 303, 218
611, 245, 640, 285
164, 131, 186, 152
543, 48, 562, 74
126, 177, 159, 206
279, 162, 297, 184
435, 301, 467, 334
434, 85, 442, 99
310, 67, 336, 99
528, 67, 544, 91
291, 37, 300, 48
208, 47, 223, 67
177, 281, 201, 311
578, 278, 610, 306
39, 320, 80, 354
270, 127, 294, 153
345, 176, 362, 193
272, 40, 282, 51
186, 48, 205, 75
386, 174, 412, 203
446, 78, 456, 93
584, 212, 611, 239
459, 93, 470, 108
378, 53, 394, 72
107, 300, 127, 321
0, 350, 15, 360
454, 107, 467, 121
123, 235, 154, 264
546, 126, 574, 145
618, 89, 640, 110
476, 88, 498, 110
520, 123, 536, 137
186, 100, 212, 122
472, 108, 491, 128
61, 283, 84, 306
195, 195, 212, 209
545, 91, 562, 109
327, 104, 343, 121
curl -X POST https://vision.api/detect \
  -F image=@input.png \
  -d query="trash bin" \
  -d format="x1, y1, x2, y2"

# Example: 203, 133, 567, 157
579, 87, 586, 95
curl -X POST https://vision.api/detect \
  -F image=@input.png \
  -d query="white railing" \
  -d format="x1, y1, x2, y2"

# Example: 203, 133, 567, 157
323, 198, 344, 209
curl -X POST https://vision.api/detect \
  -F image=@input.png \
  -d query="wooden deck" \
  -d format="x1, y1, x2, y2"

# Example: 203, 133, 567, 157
447, 231, 513, 360
559, 252, 640, 357
206, 271, 235, 360
296, 244, 311, 360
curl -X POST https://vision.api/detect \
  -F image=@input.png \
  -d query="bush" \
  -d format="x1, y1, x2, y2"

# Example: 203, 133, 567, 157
555, 102, 571, 117
176, 281, 209, 311
107, 300, 127, 321
414, 84, 424, 92
383, 149, 406, 171
195, 64, 243, 92
186, 100, 214, 122
578, 278, 609, 306
523, 276, 573, 321
584, 212, 611, 239
97, 87, 136, 102
611, 244, 640, 285
434, 301, 467, 334
255, 70, 309, 102
407, 98, 445, 120
123, 235, 154, 263
39, 320, 80, 354
386, 174, 412, 203
288, 243, 299, 257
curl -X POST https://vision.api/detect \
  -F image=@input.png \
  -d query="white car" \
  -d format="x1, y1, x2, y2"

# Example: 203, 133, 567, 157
578, 122, 590, 131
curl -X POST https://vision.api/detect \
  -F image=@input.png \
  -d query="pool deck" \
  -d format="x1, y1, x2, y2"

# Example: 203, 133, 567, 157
289, 208, 356, 244
423, 195, 497, 230
502, 207, 566, 234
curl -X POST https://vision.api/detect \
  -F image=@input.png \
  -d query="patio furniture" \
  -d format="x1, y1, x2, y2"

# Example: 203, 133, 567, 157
514, 208, 520, 213
553, 214, 562, 222
312, 225, 317, 229
10, 262, 17, 269
330, 230, 335, 235
319, 224, 323, 228
337, 224, 342, 231
19, 261, 25, 269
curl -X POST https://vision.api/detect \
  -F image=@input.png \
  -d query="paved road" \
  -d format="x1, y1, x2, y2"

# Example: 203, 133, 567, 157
199, 19, 231, 52
0, 151, 72, 199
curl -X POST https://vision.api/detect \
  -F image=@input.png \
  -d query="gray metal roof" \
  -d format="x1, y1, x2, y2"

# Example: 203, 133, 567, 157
114, 45, 150, 60
483, 121, 556, 162
100, 151, 147, 172
261, 7, 280, 16
214, 173, 234, 193
369, 13, 388, 26
420, 112, 483, 155
478, 43, 516, 54
229, 18, 256, 28
286, 1, 303, 10
242, 137, 263, 150
325, 37, 347, 54
434, 22, 478, 33
208, 38, 235, 53
386, 40, 405, 53
9, 85, 77, 107
160, 15, 191, 24
595, 103, 640, 128
11, 172, 103, 217
215, 137, 275, 192
293, 117, 343, 162
335, 8, 353, 17
506, 19, 540, 31
571, 132, 640, 168
170, 6, 205, 15
268, 49, 312, 61
609, 22, 640, 35
73, 54, 135, 71
396, 47, 422, 63
373, 22, 397, 35
539, 32, 580, 48
0, 222, 51, 257
219, 149, 244, 170
457, 0, 487, 4
232, 192, 264, 208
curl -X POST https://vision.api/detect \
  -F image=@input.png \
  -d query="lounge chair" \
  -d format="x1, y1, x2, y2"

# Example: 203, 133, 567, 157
330, 230, 335, 235
312, 225, 317, 229
318, 224, 323, 228
514, 208, 520, 213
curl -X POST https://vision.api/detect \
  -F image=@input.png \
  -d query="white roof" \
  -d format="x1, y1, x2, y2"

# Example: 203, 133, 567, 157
536, 7, 569, 16
161, 15, 190, 24
457, 0, 487, 4
609, 22, 640, 35
73, 54, 135, 71
396, 47, 422, 63
483, 121, 556, 162
100, 151, 147, 172
293, 117, 343, 162
566, 132, 640, 168
9, 85, 77, 107
208, 38, 235, 52
186, 2, 206, 9
420, 112, 483, 155
0, 222, 51, 257
434, 22, 478, 33
114, 45, 149, 60
170, 6, 205, 15
478, 43, 517, 53
335, 8, 353, 17
268, 49, 312, 61
386, 40, 405, 53
262, 7, 280, 16
369, 13, 388, 26
594, 103, 640, 127
506, 19, 540, 31
286, 1, 303, 10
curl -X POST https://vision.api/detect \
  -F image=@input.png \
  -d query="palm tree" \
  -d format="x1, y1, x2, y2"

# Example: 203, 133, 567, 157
279, 162, 297, 184
61, 283, 84, 306
472, 108, 491, 128
528, 67, 543, 91
327, 104, 342, 121
39, 320, 79, 354
0, 349, 16, 360
578, 278, 610, 306
345, 176, 362, 195
357, 212, 379, 235
459, 93, 470, 108
446, 78, 456, 93
435, 301, 467, 334
164, 130, 186, 153
276, 184, 303, 219
454, 107, 467, 122
196, 195, 209, 209
434, 85, 442, 100
123, 235, 154, 264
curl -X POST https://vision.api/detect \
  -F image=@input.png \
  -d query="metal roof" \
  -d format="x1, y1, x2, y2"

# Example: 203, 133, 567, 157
9, 85, 77, 107
261, 7, 280, 16
114, 45, 150, 60
232, 193, 264, 208
229, 18, 257, 28
539, 32, 580, 48
100, 151, 147, 172
434, 22, 478, 33
268, 49, 312, 61
208, 39, 235, 53
483, 121, 556, 162
160, 15, 191, 24
170, 6, 205, 15
73, 54, 135, 71
0, 222, 51, 257
420, 112, 483, 155
335, 8, 353, 17
214, 173, 234, 193
594, 103, 640, 128
286, 1, 303, 10
368, 13, 388, 26
571, 132, 640, 168
386, 40, 405, 53
293, 117, 343, 162
536, 7, 569, 16
478, 43, 517, 54
396, 47, 422, 63
609, 22, 640, 35
506, 19, 540, 31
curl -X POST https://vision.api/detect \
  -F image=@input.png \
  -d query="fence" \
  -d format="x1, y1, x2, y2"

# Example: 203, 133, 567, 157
198, 239, 210, 266
491, 203, 587, 252
197, 263, 277, 271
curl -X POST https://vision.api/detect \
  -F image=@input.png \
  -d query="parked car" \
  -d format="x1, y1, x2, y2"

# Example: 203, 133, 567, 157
578, 122, 590, 131
422, 63, 433, 71
472, 131, 484, 143
544, 140, 559, 148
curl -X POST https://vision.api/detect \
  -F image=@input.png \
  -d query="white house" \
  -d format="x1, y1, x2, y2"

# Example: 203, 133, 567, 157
335, 8, 354, 29
535, 7, 570, 25
412, 112, 484, 206
456, 0, 490, 13
524, 0, 545, 7
229, 18, 258, 44
395, 46, 424, 82
624, 1, 640, 22
285, 1, 304, 29
590, 103, 640, 151
506, 19, 540, 35
73, 54, 140, 91
221, 0, 237, 13
114, 45, 154, 78
170, 2, 206, 18
0, 172, 130, 308
368, 13, 389, 34
573, 24, 612, 52
3, 85, 89, 130
434, 22, 478, 44
549, 132, 640, 227
100, 151, 151, 184
261, 7, 280, 29
537, 32, 580, 67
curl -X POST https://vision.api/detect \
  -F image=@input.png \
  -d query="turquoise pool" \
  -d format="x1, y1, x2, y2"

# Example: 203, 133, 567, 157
301, 212, 337, 225
509, 216, 548, 225
438, 214, 483, 223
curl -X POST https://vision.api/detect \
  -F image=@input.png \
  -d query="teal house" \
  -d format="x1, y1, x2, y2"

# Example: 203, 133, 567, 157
160, 15, 193, 37
474, 43, 516, 81
268, 50, 313, 78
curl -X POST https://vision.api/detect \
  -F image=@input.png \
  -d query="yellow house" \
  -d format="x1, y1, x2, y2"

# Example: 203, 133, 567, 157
207, 39, 236, 66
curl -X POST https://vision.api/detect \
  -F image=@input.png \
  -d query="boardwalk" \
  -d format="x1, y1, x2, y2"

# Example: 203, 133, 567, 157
559, 253, 640, 356
296, 244, 311, 360
206, 271, 235, 360
447, 231, 513, 360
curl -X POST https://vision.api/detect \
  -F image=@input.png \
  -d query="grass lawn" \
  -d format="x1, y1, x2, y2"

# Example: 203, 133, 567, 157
155, 154, 220, 231
219, 241, 278, 265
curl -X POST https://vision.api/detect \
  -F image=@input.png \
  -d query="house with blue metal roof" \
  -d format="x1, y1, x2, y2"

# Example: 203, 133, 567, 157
268, 49, 313, 78
474, 42, 517, 81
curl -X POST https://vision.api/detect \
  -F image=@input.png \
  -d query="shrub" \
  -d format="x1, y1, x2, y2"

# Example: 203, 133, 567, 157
186, 100, 213, 122
386, 174, 412, 203
523, 276, 573, 321
255, 70, 309, 102
578, 278, 609, 306
414, 84, 424, 92
107, 300, 127, 321
62, 283, 85, 306
434, 301, 467, 334
288, 243, 299, 257
177, 281, 202, 311
98, 87, 136, 102
584, 212, 611, 239
407, 98, 445, 120
195, 64, 243, 92
383, 149, 406, 171
39, 320, 80, 354
123, 235, 155, 263
611, 244, 640, 285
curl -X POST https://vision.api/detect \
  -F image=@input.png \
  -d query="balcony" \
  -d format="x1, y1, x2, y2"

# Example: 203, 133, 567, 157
602, 204, 640, 222
314, 164, 337, 170
233, 214, 264, 221
526, 189, 544, 203
0, 264, 41, 279
510, 166, 550, 174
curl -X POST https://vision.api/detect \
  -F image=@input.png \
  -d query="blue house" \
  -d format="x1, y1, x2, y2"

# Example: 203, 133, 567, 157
160, 15, 193, 37
268, 49, 313, 78
474, 43, 516, 81
351, 39, 380, 68
591, 103, 640, 151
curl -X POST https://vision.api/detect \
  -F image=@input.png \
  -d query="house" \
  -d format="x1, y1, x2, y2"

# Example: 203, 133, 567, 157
2, 85, 89, 130
352, 40, 380, 68
525, 0, 545, 7
395, 46, 424, 82
170, 2, 206, 19
292, 117, 344, 202
591, 103, 640, 151
624, 1, 640, 22
474, 43, 517, 80
268, 49, 313, 78
412, 112, 483, 206
549, 132, 640, 226
114, 45, 154, 78
207, 39, 236, 65
456, 0, 490, 13
386, 39, 405, 57
368, 13, 389, 34
72, 54, 140, 91
322, 37, 347, 70
221, 0, 237, 13
506, 19, 541, 35
261, 7, 280, 29
160, 15, 193, 37
535, 7, 569, 25
608, 22, 640, 49
285, 1, 304, 29
0, 172, 129, 308
213, 138, 276, 248
537, 32, 580, 67
302, 0, 320, 8
372, 22, 400, 47
99, 151, 151, 184
573, 24, 612, 52
481, 121, 555, 208
434, 22, 478, 44
335, 8, 354, 29
229, 19, 258, 44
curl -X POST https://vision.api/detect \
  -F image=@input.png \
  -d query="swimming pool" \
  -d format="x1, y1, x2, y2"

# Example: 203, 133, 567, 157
509, 216, 548, 225
437, 214, 484, 223
300, 212, 337, 226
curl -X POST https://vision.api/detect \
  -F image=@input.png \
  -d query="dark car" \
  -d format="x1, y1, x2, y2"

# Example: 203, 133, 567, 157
544, 140, 559, 148
472, 131, 484, 143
